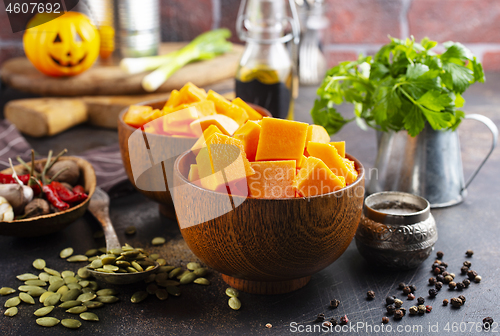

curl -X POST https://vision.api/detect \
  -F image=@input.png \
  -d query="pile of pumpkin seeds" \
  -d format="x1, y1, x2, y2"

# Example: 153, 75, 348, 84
85, 243, 157, 274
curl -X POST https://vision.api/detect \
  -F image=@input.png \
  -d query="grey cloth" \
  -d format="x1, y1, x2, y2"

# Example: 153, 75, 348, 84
0, 120, 130, 194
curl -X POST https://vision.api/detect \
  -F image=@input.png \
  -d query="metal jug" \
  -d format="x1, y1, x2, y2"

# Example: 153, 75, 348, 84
367, 114, 498, 208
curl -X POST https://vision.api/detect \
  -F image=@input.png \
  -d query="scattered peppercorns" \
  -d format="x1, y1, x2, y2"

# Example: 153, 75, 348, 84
451, 297, 463, 308
465, 249, 474, 257
448, 281, 456, 290
394, 310, 404, 319
474, 275, 482, 283
330, 318, 338, 326
329, 299, 340, 309
429, 289, 438, 297
442, 271, 450, 277
436, 274, 445, 283
428, 277, 436, 285
456, 282, 465, 291
467, 270, 478, 280
409, 306, 418, 315
461, 266, 469, 275
409, 285, 416, 293
417, 297, 425, 305
435, 282, 443, 290
398, 282, 406, 290
386, 305, 395, 315
367, 290, 375, 300
444, 275, 453, 284
463, 261, 472, 268
382, 316, 389, 324
426, 305, 432, 313
403, 286, 412, 295
433, 267, 441, 275
316, 313, 325, 322
407, 293, 415, 300
418, 305, 426, 314
483, 317, 494, 329
394, 298, 403, 308
450, 273, 455, 279
265, 323, 272, 329
322, 321, 331, 328
340, 315, 349, 325
458, 295, 466, 303
462, 279, 471, 288
436, 251, 444, 259
443, 299, 449, 306
441, 262, 448, 268
385, 296, 396, 305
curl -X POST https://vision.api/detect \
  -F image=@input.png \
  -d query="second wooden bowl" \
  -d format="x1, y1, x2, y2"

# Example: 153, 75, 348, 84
173, 151, 365, 294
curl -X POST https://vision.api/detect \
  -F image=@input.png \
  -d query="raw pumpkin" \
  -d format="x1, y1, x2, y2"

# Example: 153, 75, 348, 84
232, 98, 263, 120
305, 125, 330, 155
179, 82, 207, 104
207, 90, 249, 125
191, 124, 223, 155
293, 157, 346, 197
330, 141, 345, 157
164, 90, 181, 110
248, 160, 296, 198
189, 114, 239, 137
188, 164, 200, 182
233, 120, 261, 162
306, 142, 358, 184
255, 117, 308, 163
124, 105, 162, 128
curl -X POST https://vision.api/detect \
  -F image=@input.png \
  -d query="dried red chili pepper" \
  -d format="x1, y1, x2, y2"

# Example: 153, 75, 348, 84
73, 185, 85, 194
42, 184, 69, 211
51, 181, 87, 203
0, 173, 30, 184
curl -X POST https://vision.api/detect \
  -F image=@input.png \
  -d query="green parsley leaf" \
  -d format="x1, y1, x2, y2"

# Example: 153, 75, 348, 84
403, 105, 425, 137
416, 90, 452, 112
311, 99, 351, 135
441, 62, 474, 93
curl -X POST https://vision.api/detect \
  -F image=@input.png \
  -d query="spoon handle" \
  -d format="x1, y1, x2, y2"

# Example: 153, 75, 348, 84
88, 187, 121, 251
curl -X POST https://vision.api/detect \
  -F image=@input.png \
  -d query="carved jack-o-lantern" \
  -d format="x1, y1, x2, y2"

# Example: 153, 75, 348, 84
23, 12, 100, 77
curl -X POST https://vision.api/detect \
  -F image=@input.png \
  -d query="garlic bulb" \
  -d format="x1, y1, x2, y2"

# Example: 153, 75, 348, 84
0, 196, 14, 222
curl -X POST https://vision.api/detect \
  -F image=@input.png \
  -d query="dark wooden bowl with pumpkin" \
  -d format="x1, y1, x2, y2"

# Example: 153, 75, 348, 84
172, 151, 365, 294
118, 99, 271, 220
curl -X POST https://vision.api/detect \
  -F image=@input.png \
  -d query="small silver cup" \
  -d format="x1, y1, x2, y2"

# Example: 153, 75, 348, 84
355, 191, 437, 269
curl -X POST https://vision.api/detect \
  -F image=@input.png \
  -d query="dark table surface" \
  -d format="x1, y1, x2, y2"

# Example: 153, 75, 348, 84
0, 75, 499, 336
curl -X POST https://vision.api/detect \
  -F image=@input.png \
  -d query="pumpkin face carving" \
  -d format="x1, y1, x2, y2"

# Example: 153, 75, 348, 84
23, 12, 100, 77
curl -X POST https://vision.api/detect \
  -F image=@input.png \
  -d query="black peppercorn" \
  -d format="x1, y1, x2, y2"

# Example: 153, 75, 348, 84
428, 277, 436, 285
394, 298, 403, 308
398, 282, 406, 290
330, 299, 340, 309
443, 299, 449, 306
461, 266, 469, 275
463, 279, 471, 288
409, 306, 418, 315
435, 282, 443, 290
367, 290, 375, 300
451, 297, 463, 308
441, 262, 448, 268
442, 271, 450, 277
340, 315, 349, 325
418, 305, 426, 314
436, 251, 444, 259
448, 281, 456, 290
436, 274, 445, 282
467, 270, 478, 280
463, 261, 472, 268
417, 297, 425, 305
394, 310, 404, 319
458, 295, 466, 303
426, 305, 432, 313
330, 318, 338, 326
431, 263, 440, 270
429, 289, 438, 297
385, 296, 396, 305
465, 249, 474, 257
433, 267, 441, 275
322, 321, 331, 328
456, 282, 465, 291
407, 293, 415, 300
483, 317, 494, 329
444, 275, 453, 284
403, 286, 412, 295
474, 275, 482, 283
450, 273, 456, 279
316, 313, 325, 322
386, 305, 396, 315
409, 285, 416, 293
382, 316, 389, 324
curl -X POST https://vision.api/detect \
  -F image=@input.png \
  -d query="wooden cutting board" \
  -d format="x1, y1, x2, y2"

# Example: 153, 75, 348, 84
0, 43, 243, 96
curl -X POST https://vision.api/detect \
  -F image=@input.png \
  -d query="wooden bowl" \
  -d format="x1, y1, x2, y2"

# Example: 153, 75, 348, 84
173, 151, 365, 294
118, 99, 271, 220
0, 157, 96, 237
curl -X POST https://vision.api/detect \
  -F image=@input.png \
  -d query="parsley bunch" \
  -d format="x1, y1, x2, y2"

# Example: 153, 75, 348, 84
311, 37, 485, 136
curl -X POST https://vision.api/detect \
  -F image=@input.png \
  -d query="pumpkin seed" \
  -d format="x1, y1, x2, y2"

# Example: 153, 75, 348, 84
22, 286, 46, 297
145, 266, 155, 271
39, 291, 54, 303
44, 293, 61, 307
145, 274, 156, 283
176, 270, 191, 280
115, 260, 131, 268
168, 267, 183, 279
77, 292, 96, 303
0, 287, 15, 295
38, 272, 50, 282
146, 284, 158, 295
187, 262, 200, 270
103, 265, 119, 272
34, 306, 54, 316
61, 270, 75, 278
155, 289, 169, 300
67, 283, 82, 291
194, 268, 207, 277
109, 248, 123, 255
61, 318, 81, 329
80, 312, 99, 321
57, 285, 69, 295
4, 307, 17, 317
155, 273, 168, 282
32, 259, 46, 270
5, 296, 20, 307
78, 267, 91, 279
88, 281, 99, 291
228, 297, 241, 310
157, 280, 180, 287
125, 226, 136, 235
96, 295, 119, 303
101, 255, 116, 265
58, 300, 82, 309
24, 280, 46, 287
127, 267, 138, 273
156, 259, 167, 266
16, 273, 38, 281
90, 259, 103, 269
158, 266, 175, 273
44, 268, 61, 277
96, 288, 118, 296
149, 254, 159, 261
82, 287, 94, 294
66, 305, 87, 314
194, 278, 210, 286
131, 291, 148, 303
98, 247, 107, 253
85, 249, 99, 257
67, 255, 88, 262
83, 301, 103, 309
79, 280, 90, 288
60, 247, 74, 259
131, 261, 143, 272
120, 250, 139, 258
225, 287, 239, 298
48, 279, 65, 292
180, 272, 197, 285
166, 286, 181, 296
48, 275, 62, 285
152, 237, 165, 245
36, 317, 60, 327
61, 288, 81, 302
19, 292, 35, 304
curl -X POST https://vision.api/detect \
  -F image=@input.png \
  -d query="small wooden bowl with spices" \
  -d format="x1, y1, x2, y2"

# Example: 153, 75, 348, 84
172, 151, 365, 295
0, 156, 96, 237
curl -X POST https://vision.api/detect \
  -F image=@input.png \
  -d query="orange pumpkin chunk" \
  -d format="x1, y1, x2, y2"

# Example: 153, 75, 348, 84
207, 90, 249, 125
233, 120, 261, 162
330, 141, 345, 158
305, 125, 330, 155
191, 124, 223, 155
297, 154, 308, 169
306, 142, 358, 184
293, 157, 346, 197
196, 147, 226, 191
189, 114, 239, 137
188, 164, 200, 182
206, 133, 255, 177
124, 105, 161, 128
248, 160, 296, 198
179, 82, 207, 104
255, 118, 308, 163
232, 98, 263, 120
164, 90, 181, 110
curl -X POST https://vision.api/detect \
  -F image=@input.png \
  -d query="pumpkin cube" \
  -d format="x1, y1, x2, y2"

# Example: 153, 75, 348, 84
233, 120, 261, 162
189, 114, 240, 137
196, 147, 226, 191
305, 125, 330, 155
293, 157, 346, 197
162, 106, 198, 136
164, 90, 181, 110
232, 98, 263, 120
248, 160, 296, 198
188, 164, 200, 182
306, 142, 358, 184
124, 105, 161, 128
179, 82, 207, 104
255, 117, 308, 163
191, 124, 223, 155
297, 154, 308, 169
330, 141, 345, 157
207, 90, 249, 125
206, 133, 255, 178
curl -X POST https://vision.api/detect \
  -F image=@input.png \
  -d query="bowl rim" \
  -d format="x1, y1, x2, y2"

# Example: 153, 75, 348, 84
0, 156, 96, 223
117, 98, 272, 139
173, 150, 365, 202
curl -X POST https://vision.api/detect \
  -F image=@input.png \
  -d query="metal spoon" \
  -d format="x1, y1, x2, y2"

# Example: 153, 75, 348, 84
87, 187, 158, 284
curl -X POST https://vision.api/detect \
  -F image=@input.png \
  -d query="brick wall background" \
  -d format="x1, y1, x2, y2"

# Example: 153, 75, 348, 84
2, 0, 500, 70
